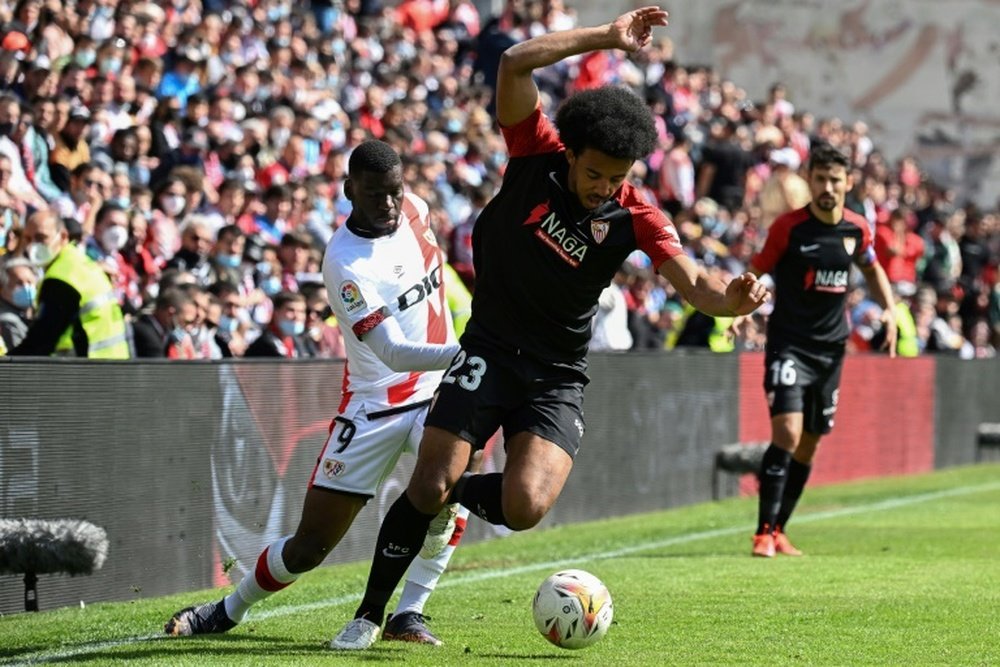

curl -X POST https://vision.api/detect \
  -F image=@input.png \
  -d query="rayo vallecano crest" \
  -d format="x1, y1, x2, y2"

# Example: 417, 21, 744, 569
591, 219, 609, 244
843, 236, 856, 255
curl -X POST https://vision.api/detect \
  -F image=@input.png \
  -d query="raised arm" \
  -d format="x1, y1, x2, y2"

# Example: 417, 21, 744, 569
496, 6, 669, 127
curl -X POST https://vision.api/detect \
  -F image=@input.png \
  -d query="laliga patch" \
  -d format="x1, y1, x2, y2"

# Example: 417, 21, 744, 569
339, 280, 367, 314
323, 458, 346, 479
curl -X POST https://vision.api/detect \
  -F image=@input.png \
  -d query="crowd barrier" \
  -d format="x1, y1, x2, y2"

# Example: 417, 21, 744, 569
0, 352, 996, 613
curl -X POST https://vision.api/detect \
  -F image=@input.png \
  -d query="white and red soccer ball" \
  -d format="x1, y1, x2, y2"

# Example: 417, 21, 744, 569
532, 569, 614, 650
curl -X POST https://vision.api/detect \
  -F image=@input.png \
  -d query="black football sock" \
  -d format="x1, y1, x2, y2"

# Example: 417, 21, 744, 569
452, 472, 510, 528
354, 492, 435, 625
775, 458, 812, 530
756, 444, 792, 535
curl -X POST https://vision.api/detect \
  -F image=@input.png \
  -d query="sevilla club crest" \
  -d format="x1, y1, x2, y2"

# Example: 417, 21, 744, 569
591, 220, 609, 244
843, 237, 856, 255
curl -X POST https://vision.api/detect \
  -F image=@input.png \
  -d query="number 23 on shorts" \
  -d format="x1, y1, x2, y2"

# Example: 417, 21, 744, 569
442, 350, 487, 391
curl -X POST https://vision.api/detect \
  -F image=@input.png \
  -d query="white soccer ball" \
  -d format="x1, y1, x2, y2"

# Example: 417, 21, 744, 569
532, 569, 614, 650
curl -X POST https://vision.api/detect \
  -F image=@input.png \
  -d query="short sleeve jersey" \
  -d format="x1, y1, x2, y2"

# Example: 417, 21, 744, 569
751, 206, 876, 345
322, 192, 455, 416
469, 108, 683, 363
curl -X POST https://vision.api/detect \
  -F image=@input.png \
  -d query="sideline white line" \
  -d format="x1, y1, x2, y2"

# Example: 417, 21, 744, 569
6, 480, 999, 665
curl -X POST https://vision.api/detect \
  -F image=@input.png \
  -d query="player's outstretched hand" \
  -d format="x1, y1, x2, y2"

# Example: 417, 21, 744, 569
880, 308, 898, 358
609, 6, 669, 52
724, 272, 770, 316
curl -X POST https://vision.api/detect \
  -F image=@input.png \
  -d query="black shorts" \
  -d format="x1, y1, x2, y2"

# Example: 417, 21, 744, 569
763, 339, 845, 435
424, 333, 589, 458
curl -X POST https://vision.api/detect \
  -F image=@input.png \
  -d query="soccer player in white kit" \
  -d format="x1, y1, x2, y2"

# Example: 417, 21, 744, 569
166, 140, 472, 647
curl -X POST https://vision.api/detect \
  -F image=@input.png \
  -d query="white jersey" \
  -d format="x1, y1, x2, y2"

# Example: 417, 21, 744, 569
322, 193, 455, 417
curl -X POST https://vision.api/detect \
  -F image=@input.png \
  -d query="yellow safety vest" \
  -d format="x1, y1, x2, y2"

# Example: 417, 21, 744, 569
895, 301, 919, 358
43, 244, 130, 359
668, 303, 735, 352
443, 262, 472, 338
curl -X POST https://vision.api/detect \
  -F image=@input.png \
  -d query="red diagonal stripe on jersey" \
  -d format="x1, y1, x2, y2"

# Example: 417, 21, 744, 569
404, 195, 448, 344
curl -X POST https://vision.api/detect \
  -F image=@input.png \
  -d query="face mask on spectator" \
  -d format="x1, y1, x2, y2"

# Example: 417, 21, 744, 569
11, 283, 36, 310
27, 241, 57, 267
160, 194, 185, 216
216, 253, 241, 268
278, 319, 304, 337
109, 196, 129, 208
101, 225, 129, 252
75, 50, 97, 68
256, 261, 272, 276
261, 275, 281, 296
218, 314, 238, 333
0, 122, 12, 137
99, 58, 122, 76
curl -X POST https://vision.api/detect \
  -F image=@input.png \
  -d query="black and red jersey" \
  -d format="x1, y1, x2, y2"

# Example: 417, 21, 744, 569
468, 108, 683, 363
751, 206, 876, 346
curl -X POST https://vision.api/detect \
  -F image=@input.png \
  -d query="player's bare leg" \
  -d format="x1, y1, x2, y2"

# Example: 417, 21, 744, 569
166, 488, 365, 636
498, 432, 573, 530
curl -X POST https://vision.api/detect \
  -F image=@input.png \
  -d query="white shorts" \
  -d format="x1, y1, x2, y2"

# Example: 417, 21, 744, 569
309, 402, 428, 497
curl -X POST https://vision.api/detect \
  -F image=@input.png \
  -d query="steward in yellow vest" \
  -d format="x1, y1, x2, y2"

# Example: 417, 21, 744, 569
11, 210, 129, 359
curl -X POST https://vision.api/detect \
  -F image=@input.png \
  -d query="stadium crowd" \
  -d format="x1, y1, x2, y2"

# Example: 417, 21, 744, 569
0, 0, 996, 359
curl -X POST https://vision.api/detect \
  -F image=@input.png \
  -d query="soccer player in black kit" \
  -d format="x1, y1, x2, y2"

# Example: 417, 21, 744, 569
330, 7, 770, 649
747, 143, 898, 558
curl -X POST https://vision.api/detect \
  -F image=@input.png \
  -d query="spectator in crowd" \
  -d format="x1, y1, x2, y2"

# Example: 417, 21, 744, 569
244, 290, 309, 358
49, 104, 92, 191
0, 93, 46, 210
758, 147, 810, 229
165, 217, 215, 287
696, 118, 756, 212
0, 254, 35, 353
250, 184, 292, 247
590, 264, 633, 352
658, 132, 695, 216
209, 224, 247, 287
85, 202, 141, 313
0, 0, 990, 359
208, 280, 249, 358
276, 228, 313, 294
301, 282, 345, 359
11, 209, 129, 358
874, 206, 925, 286
132, 287, 196, 358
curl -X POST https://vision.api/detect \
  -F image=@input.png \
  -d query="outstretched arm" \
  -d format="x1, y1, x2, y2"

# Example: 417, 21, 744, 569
496, 6, 669, 127
658, 254, 769, 317
361, 314, 460, 372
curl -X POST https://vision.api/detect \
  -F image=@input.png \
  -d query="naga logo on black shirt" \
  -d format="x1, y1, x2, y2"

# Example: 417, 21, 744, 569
804, 267, 849, 293
522, 199, 589, 267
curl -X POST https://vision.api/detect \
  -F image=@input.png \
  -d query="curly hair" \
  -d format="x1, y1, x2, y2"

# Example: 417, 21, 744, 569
807, 142, 850, 173
348, 139, 401, 176
555, 86, 657, 160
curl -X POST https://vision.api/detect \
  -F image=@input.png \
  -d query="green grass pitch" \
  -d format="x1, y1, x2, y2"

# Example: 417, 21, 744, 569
2, 463, 998, 666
